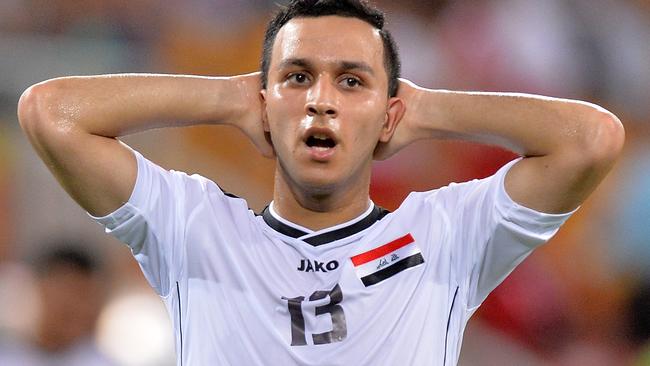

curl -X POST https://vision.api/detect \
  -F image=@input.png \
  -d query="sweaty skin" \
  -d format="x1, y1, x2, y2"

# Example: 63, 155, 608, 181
261, 16, 405, 229
17, 16, 623, 233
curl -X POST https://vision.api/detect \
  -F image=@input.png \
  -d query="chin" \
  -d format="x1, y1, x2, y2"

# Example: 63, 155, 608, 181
278, 161, 339, 194
296, 169, 342, 194
276, 151, 372, 196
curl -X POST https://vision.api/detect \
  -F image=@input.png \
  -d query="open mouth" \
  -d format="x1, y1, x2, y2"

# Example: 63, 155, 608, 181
305, 134, 337, 149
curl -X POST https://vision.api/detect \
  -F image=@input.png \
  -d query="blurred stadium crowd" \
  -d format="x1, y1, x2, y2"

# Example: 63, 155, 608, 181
0, 0, 649, 365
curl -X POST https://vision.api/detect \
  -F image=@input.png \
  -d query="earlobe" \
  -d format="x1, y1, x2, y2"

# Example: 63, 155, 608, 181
379, 97, 406, 142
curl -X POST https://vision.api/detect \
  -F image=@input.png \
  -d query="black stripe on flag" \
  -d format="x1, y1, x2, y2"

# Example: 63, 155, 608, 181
360, 253, 425, 287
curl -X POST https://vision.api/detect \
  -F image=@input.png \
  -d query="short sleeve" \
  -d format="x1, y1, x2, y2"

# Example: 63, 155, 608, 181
437, 159, 577, 309
88, 149, 191, 297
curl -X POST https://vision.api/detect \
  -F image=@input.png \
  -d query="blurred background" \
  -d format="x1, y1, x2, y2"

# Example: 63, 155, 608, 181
0, 0, 648, 365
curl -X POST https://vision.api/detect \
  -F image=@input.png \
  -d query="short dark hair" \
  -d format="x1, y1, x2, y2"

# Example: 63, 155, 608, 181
32, 241, 101, 276
261, 0, 401, 97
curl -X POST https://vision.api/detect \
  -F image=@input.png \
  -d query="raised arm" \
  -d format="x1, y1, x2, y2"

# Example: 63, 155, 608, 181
377, 80, 625, 213
18, 73, 270, 217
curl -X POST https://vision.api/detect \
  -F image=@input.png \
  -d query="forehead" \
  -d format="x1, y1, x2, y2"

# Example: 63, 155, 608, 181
271, 16, 384, 70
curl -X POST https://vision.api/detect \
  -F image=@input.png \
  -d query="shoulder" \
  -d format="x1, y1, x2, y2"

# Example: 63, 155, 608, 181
134, 149, 250, 206
393, 159, 521, 228
400, 178, 488, 212
408, 159, 519, 205
99, 149, 254, 229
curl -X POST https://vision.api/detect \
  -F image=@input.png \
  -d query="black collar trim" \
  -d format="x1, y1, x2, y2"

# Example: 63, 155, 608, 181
261, 204, 390, 246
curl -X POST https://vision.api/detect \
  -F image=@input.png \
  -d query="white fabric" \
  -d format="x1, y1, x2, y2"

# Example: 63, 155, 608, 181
90, 149, 575, 366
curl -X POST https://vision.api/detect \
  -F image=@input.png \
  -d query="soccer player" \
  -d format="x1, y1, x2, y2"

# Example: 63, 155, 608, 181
17, 1, 624, 365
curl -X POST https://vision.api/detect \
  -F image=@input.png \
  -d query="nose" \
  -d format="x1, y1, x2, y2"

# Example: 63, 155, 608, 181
305, 79, 338, 118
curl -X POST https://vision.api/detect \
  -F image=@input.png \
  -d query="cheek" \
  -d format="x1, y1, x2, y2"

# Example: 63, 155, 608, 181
265, 96, 290, 132
265, 99, 300, 152
349, 99, 387, 139
267, 88, 304, 123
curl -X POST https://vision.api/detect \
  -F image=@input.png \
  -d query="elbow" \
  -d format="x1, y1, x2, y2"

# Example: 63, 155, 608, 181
17, 84, 42, 134
18, 82, 53, 133
18, 80, 70, 139
580, 109, 625, 169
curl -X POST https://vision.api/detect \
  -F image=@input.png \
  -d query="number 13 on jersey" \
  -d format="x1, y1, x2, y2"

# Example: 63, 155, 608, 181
282, 284, 347, 346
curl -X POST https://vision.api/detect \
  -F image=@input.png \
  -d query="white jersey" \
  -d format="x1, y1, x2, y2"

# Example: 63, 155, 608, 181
91, 150, 574, 366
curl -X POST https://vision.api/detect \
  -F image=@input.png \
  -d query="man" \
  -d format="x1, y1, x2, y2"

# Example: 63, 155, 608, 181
0, 244, 114, 366
17, 0, 624, 365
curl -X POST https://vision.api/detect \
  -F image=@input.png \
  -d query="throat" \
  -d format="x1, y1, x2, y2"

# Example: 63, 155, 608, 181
272, 181, 372, 231
272, 157, 373, 231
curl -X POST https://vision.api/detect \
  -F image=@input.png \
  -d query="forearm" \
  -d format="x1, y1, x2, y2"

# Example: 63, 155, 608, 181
398, 86, 625, 213
16, 73, 253, 215
18, 73, 242, 138
413, 89, 621, 158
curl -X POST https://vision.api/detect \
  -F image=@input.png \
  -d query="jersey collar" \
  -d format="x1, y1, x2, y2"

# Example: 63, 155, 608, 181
261, 201, 390, 246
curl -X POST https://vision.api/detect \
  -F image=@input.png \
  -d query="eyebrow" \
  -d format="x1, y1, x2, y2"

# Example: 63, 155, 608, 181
278, 58, 312, 70
340, 61, 375, 76
277, 58, 375, 76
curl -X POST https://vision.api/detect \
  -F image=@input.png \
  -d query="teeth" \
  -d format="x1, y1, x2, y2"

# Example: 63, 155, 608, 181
313, 134, 329, 140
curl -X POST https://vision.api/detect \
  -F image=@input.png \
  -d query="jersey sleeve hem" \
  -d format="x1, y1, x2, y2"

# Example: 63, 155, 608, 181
494, 158, 579, 232
87, 148, 147, 230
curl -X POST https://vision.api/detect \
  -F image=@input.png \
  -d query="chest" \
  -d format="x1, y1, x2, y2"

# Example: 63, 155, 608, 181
175, 212, 462, 364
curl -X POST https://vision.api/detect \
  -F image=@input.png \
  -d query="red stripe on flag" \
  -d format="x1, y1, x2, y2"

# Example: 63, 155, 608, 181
351, 233, 414, 266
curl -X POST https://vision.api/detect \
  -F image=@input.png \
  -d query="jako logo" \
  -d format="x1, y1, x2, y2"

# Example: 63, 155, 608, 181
297, 259, 339, 273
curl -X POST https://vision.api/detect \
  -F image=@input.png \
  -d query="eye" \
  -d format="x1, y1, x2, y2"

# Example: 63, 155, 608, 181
287, 73, 309, 85
340, 76, 361, 88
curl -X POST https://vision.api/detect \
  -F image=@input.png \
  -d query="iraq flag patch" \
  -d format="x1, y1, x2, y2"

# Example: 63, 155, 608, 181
351, 233, 425, 287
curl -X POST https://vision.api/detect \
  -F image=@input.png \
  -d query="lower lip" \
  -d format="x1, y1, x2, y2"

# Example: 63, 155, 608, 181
306, 145, 337, 162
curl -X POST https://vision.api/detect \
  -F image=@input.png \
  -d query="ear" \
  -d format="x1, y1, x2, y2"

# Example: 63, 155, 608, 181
378, 97, 406, 143
260, 89, 270, 132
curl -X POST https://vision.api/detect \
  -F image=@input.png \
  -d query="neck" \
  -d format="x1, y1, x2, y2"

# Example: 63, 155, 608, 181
272, 167, 372, 231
